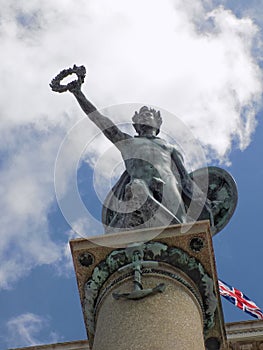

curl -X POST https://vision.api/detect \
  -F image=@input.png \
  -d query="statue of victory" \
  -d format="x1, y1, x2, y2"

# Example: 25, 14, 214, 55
50, 65, 238, 235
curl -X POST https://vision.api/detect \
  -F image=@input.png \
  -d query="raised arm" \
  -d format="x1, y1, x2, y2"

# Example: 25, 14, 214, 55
70, 86, 131, 144
50, 65, 131, 145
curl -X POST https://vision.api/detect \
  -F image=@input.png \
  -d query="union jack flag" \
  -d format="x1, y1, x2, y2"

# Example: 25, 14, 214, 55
218, 279, 263, 319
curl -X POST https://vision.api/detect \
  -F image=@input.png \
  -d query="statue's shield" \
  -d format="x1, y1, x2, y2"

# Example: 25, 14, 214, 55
189, 166, 238, 236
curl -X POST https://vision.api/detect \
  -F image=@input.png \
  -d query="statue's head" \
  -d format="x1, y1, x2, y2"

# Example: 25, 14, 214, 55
132, 106, 162, 135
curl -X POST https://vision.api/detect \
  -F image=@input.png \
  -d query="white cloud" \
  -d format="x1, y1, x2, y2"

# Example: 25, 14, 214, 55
5, 313, 60, 348
0, 126, 64, 288
221, 0, 263, 30
0, 0, 262, 286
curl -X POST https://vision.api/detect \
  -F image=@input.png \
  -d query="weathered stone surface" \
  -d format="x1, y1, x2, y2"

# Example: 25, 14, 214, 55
70, 221, 226, 349
93, 274, 205, 350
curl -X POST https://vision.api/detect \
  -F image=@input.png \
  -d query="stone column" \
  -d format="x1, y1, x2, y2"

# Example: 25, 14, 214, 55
70, 221, 227, 350
93, 270, 205, 350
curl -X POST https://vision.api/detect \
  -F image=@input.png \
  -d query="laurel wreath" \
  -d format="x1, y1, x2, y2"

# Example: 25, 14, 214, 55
50, 64, 86, 93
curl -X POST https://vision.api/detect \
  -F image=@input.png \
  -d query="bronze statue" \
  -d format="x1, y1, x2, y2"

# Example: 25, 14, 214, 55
50, 65, 238, 235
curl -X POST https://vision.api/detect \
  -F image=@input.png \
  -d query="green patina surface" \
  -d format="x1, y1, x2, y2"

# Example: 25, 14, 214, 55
83, 241, 217, 337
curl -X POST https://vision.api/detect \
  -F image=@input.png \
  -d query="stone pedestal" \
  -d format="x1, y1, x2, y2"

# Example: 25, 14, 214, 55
70, 221, 226, 350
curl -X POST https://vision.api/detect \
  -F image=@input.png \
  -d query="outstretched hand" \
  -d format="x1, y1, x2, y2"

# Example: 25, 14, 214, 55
67, 79, 82, 93
50, 65, 86, 93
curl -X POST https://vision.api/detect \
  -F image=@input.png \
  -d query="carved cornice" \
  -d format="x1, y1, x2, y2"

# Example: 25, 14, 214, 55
226, 320, 263, 341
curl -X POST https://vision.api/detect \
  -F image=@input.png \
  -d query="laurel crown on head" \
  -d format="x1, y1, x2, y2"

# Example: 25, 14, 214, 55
132, 106, 162, 129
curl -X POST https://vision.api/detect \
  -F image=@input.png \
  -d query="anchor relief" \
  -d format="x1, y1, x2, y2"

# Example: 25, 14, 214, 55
112, 244, 166, 300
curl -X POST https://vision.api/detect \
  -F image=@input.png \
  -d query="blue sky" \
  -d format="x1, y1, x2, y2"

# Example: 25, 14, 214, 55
0, 0, 263, 348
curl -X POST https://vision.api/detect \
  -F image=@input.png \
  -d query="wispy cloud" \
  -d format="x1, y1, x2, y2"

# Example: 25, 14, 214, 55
5, 313, 61, 348
0, 127, 64, 289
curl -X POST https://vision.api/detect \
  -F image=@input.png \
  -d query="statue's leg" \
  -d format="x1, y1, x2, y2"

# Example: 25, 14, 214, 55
105, 178, 183, 232
160, 176, 187, 223
127, 179, 182, 225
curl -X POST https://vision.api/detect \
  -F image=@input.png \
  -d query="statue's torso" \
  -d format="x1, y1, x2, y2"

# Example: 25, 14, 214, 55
119, 136, 175, 183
